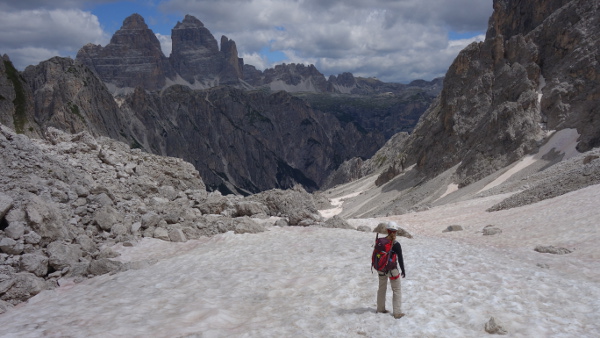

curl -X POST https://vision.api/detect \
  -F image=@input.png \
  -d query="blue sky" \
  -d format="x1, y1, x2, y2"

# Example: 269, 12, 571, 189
0, 0, 493, 83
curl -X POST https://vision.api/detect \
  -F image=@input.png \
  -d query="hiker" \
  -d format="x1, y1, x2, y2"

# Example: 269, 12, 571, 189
374, 221, 406, 318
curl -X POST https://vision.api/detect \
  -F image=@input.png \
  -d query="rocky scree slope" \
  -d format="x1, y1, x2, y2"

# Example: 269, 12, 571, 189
0, 125, 334, 310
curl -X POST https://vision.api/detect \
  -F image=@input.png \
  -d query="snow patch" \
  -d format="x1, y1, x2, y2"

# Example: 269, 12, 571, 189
1, 185, 600, 336
479, 128, 580, 193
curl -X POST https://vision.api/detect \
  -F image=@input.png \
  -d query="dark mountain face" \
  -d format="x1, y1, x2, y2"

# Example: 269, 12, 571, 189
120, 85, 384, 194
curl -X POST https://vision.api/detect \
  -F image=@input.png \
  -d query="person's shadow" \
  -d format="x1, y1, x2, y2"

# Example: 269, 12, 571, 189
336, 307, 374, 315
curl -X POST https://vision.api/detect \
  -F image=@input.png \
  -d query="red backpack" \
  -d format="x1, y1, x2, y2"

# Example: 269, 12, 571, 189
372, 235, 397, 273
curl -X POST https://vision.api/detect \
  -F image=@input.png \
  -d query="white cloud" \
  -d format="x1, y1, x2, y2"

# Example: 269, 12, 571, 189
155, 33, 172, 57
159, 0, 493, 82
0, 0, 493, 81
0, 8, 109, 70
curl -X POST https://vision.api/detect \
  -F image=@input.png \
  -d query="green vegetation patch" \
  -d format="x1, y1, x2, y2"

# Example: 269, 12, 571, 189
3, 60, 28, 133
67, 102, 84, 121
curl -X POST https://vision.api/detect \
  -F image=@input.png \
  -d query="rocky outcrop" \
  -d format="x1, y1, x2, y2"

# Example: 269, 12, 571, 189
330, 0, 600, 189
21, 57, 130, 141
169, 15, 242, 86
405, 0, 600, 186
0, 56, 41, 138
76, 14, 176, 90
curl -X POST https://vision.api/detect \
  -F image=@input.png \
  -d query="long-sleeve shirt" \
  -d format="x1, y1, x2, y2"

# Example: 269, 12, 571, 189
392, 241, 405, 276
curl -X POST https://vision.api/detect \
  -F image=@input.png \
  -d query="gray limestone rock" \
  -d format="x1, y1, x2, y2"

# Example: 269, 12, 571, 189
4, 221, 25, 240
25, 195, 71, 242
234, 201, 269, 218
23, 231, 41, 245
19, 254, 48, 277
0, 299, 13, 314
484, 316, 508, 335
483, 225, 503, 236
233, 217, 266, 234
443, 225, 464, 233
87, 258, 123, 276
168, 228, 187, 242
0, 238, 22, 255
46, 242, 83, 271
0, 192, 13, 220
153, 227, 170, 241
1, 272, 46, 304
534, 245, 572, 255
93, 205, 123, 232
323, 215, 353, 229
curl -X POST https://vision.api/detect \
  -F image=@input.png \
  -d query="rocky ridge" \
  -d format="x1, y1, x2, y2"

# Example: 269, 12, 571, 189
0, 124, 357, 308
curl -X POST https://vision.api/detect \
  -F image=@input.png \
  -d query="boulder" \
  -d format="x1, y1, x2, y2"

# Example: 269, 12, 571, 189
87, 258, 123, 276
153, 227, 170, 241
233, 217, 266, 234
93, 205, 123, 231
4, 221, 25, 239
47, 242, 83, 271
534, 245, 572, 255
323, 215, 353, 229
0, 238, 23, 255
483, 225, 502, 236
111, 224, 129, 236
23, 231, 41, 245
97, 247, 120, 259
141, 212, 160, 229
168, 228, 187, 242
274, 218, 289, 227
484, 316, 507, 335
1, 272, 46, 304
0, 192, 13, 220
19, 254, 49, 277
234, 201, 269, 217
196, 193, 232, 215
442, 225, 463, 233
25, 196, 71, 241
76, 234, 96, 253
0, 299, 13, 314
288, 210, 322, 226
356, 225, 371, 232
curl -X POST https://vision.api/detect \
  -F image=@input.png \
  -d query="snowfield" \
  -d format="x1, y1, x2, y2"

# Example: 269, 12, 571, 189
1, 184, 599, 337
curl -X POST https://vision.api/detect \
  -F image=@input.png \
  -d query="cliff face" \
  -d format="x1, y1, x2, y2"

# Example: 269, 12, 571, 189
21, 57, 129, 141
169, 15, 242, 86
0, 56, 41, 138
120, 86, 383, 194
399, 0, 599, 186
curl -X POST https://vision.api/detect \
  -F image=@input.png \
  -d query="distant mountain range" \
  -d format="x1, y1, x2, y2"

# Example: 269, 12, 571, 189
0, 13, 440, 194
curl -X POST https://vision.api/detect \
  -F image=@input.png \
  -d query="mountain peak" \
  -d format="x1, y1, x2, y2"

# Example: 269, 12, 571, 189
122, 13, 148, 30
174, 15, 205, 30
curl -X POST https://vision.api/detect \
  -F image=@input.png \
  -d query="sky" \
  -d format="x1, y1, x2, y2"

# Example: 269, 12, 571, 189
0, 0, 493, 83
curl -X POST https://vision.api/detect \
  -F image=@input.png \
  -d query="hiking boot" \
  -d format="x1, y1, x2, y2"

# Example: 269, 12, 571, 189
376, 310, 389, 314
393, 313, 405, 319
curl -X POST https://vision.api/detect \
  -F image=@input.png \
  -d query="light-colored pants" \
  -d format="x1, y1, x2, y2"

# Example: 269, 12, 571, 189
377, 269, 402, 314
